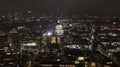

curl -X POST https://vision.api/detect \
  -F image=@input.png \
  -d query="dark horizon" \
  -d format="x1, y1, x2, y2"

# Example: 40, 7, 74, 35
0, 0, 120, 16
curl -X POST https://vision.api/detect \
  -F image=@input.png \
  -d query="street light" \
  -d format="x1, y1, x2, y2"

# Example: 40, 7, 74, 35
47, 32, 52, 36
43, 33, 47, 36
78, 56, 85, 61
22, 42, 37, 46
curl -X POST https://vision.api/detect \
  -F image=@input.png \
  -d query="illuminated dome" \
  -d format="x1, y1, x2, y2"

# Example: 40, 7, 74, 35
56, 25, 63, 30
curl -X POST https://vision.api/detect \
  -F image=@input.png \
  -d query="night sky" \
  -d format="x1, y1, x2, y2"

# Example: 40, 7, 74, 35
0, 0, 120, 16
